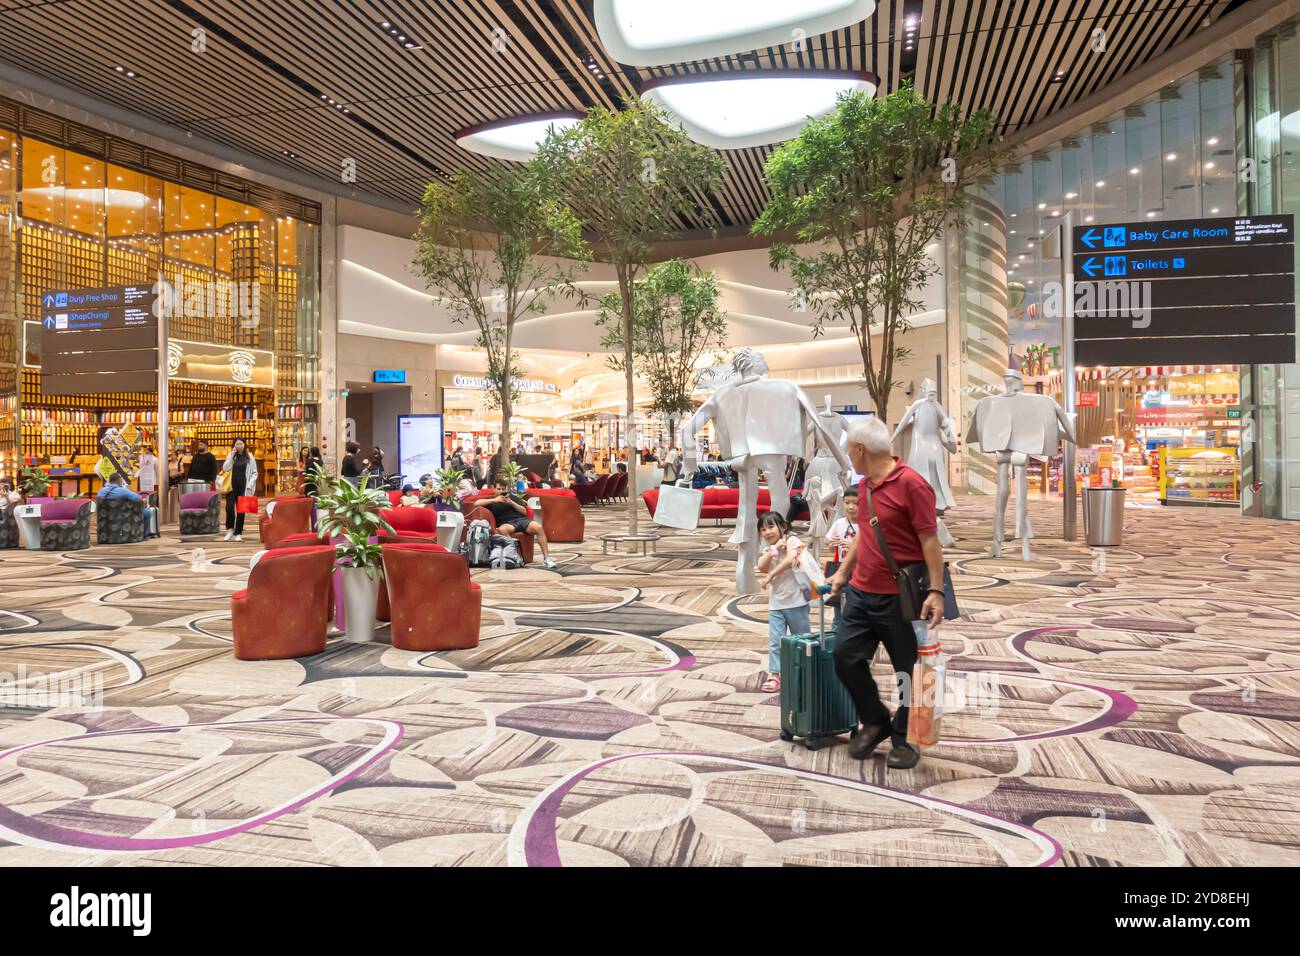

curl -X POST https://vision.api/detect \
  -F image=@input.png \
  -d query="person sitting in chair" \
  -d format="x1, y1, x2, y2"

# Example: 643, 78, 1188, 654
482, 477, 557, 570
97, 472, 141, 502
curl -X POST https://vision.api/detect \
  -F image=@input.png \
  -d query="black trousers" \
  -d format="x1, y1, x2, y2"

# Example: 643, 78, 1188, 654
224, 491, 245, 534
833, 586, 917, 747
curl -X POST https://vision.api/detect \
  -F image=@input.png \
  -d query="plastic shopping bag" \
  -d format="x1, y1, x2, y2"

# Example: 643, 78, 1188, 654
786, 534, 827, 601
236, 495, 259, 514
907, 621, 945, 747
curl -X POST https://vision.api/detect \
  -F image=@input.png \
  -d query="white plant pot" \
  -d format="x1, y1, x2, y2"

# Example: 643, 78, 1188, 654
340, 565, 380, 643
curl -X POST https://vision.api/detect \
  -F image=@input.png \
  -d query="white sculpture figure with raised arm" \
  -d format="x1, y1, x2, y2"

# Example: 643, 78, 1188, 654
682, 350, 851, 594
965, 368, 1077, 560
893, 378, 958, 548
803, 395, 851, 561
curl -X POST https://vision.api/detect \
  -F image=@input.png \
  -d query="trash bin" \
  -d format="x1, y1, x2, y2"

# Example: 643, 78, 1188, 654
179, 479, 208, 496
1082, 486, 1125, 547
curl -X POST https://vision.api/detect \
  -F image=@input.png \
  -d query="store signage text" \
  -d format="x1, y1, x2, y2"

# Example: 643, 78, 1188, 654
1076, 215, 1292, 252
1077, 391, 1099, 407
167, 338, 273, 389
373, 369, 407, 383
451, 374, 556, 393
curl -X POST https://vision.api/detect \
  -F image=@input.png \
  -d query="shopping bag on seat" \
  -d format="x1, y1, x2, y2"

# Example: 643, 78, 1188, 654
652, 480, 703, 530
236, 495, 259, 514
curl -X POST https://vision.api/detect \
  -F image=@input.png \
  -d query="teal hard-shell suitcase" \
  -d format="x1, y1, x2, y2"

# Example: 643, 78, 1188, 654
778, 589, 858, 750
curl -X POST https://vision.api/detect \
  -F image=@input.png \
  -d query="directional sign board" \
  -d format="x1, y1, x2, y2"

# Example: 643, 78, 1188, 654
1071, 215, 1295, 366
40, 284, 160, 396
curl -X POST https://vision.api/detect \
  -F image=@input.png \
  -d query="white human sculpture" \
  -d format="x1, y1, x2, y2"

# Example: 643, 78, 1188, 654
965, 368, 1078, 561
683, 350, 851, 594
893, 378, 958, 548
804, 395, 851, 562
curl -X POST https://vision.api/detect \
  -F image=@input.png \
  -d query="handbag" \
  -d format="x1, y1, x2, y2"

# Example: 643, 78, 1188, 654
236, 495, 259, 514
216, 470, 232, 494
863, 483, 958, 622
652, 480, 704, 530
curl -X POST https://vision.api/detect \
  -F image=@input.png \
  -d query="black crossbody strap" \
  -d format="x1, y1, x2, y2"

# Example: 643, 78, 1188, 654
863, 483, 901, 577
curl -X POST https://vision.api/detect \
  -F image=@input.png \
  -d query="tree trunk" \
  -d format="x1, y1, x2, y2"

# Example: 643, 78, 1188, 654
620, 267, 639, 537
499, 317, 515, 481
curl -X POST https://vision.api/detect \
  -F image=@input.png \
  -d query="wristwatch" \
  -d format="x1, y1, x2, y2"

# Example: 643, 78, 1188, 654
926, 588, 945, 597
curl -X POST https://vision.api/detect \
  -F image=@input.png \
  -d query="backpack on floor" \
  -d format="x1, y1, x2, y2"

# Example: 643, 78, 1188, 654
462, 519, 493, 567
489, 533, 523, 570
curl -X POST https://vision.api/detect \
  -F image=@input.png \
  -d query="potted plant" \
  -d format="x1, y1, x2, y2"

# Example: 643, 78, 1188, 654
430, 466, 464, 512
315, 472, 394, 643
20, 466, 52, 502
498, 460, 526, 493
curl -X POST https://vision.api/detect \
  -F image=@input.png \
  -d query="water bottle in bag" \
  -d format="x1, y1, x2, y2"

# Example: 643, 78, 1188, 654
907, 620, 945, 748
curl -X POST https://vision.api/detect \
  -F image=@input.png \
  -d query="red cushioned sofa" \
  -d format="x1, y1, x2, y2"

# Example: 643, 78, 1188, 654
641, 485, 810, 523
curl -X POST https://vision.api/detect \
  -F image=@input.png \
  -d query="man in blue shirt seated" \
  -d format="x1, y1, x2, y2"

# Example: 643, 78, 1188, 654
97, 473, 141, 501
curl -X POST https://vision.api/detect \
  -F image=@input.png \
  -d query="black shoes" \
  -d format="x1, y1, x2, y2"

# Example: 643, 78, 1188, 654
886, 743, 920, 769
848, 723, 890, 760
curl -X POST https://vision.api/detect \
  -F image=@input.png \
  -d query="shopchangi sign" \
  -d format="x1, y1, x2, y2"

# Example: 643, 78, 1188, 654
451, 374, 557, 393
1070, 215, 1295, 366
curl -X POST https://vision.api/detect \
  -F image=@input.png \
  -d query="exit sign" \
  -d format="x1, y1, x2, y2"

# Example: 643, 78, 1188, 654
373, 369, 406, 383
1077, 391, 1099, 407
1226, 408, 1242, 419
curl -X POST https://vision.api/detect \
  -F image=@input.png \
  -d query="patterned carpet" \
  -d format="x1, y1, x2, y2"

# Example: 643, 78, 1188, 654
0, 495, 1297, 867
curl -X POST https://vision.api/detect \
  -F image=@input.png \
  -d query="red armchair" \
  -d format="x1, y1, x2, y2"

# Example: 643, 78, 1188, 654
259, 496, 314, 549
572, 474, 609, 506
610, 470, 629, 502
231, 545, 336, 660
532, 488, 584, 543
464, 506, 535, 564
386, 491, 404, 508
382, 542, 481, 651
381, 506, 438, 537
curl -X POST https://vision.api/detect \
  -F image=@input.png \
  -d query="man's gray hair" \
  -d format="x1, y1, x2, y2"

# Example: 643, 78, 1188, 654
845, 415, 892, 455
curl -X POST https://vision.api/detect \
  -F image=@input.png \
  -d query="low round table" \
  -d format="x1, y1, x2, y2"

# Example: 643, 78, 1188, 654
601, 532, 660, 556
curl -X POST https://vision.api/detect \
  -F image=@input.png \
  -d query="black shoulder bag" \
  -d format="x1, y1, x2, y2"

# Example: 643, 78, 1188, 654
863, 483, 959, 622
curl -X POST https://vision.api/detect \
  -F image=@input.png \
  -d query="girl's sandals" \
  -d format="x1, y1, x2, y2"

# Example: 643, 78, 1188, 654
760, 673, 781, 694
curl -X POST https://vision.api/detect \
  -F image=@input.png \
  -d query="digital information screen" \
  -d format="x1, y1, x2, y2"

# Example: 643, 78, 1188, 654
396, 414, 445, 484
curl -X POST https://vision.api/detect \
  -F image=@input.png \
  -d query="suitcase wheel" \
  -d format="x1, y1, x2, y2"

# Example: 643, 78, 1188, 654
804, 737, 824, 751
779, 729, 794, 742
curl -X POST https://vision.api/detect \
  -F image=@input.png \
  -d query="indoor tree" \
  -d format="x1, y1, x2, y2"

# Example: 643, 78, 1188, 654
594, 259, 728, 448
413, 159, 589, 478
536, 99, 724, 536
753, 82, 1008, 420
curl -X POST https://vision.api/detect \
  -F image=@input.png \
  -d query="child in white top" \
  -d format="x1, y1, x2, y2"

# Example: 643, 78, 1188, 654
756, 511, 810, 694
825, 489, 860, 564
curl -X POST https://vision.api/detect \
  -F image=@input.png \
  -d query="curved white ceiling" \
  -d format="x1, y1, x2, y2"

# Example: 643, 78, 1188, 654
337, 225, 944, 353
593, 0, 877, 66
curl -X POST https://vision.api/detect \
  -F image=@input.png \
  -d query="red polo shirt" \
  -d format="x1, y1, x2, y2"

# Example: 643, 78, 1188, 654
850, 459, 938, 594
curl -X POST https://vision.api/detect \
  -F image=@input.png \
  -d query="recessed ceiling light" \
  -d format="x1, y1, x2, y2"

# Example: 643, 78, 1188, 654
1210, 207, 1220, 213
1084, 215, 1094, 222
455, 111, 584, 162
1166, 152, 1177, 161
593, 0, 877, 66
1207, 136, 1219, 145
1205, 161, 1215, 170
641, 70, 877, 149
1065, 192, 1077, 199
1037, 202, 1046, 209
1129, 167, 1140, 175
1095, 180, 1105, 187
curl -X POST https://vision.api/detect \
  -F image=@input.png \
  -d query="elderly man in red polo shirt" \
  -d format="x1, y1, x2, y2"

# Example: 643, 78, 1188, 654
828, 415, 946, 769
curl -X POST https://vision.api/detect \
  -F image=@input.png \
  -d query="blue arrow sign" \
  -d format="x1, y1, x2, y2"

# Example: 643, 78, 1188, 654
42, 292, 55, 308
1080, 228, 1100, 249
1080, 256, 1100, 277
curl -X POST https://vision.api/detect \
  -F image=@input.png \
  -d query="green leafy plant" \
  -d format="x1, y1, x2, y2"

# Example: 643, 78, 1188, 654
433, 466, 464, 504
753, 82, 1009, 419
496, 460, 525, 489
20, 467, 51, 499
307, 462, 339, 498
314, 472, 394, 578
536, 97, 724, 536
413, 160, 589, 470
595, 259, 728, 446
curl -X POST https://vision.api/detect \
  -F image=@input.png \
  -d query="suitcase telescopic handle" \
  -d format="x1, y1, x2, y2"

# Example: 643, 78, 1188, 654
815, 584, 832, 644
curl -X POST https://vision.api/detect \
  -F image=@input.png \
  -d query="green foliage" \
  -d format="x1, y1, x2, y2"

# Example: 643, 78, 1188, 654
753, 82, 1009, 418
595, 259, 728, 417
412, 159, 590, 448
307, 462, 338, 498
536, 98, 724, 533
496, 460, 525, 488
315, 472, 394, 573
335, 540, 386, 582
20, 467, 50, 498
433, 466, 464, 504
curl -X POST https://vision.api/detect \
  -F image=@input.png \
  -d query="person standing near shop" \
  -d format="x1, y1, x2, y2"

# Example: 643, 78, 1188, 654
827, 416, 946, 770
187, 440, 218, 487
340, 442, 363, 485
221, 439, 258, 542
366, 446, 385, 481
137, 445, 159, 507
